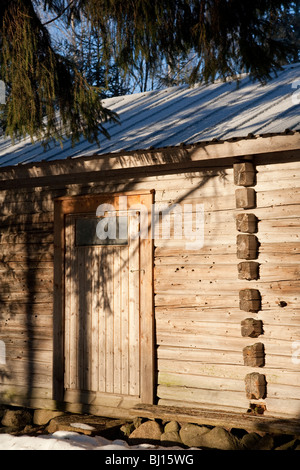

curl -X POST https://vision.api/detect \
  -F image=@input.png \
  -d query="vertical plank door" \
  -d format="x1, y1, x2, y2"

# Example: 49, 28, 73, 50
62, 204, 153, 408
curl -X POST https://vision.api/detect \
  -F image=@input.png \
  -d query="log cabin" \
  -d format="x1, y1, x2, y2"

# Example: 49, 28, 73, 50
0, 62, 299, 434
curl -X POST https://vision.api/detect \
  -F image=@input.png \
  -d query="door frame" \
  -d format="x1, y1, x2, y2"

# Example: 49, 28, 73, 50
53, 190, 154, 405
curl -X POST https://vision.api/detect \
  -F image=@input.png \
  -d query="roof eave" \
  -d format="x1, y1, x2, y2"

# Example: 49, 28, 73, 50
0, 131, 299, 184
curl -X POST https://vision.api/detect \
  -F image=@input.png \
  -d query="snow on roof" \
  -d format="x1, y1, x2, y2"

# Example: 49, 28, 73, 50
0, 63, 299, 167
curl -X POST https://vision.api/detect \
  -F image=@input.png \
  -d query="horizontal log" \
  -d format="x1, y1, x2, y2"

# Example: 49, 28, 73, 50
155, 292, 299, 309
157, 194, 236, 211
158, 371, 243, 392
0, 292, 52, 303
2, 134, 299, 182
156, 187, 300, 212
155, 185, 234, 202
0, 314, 52, 329
259, 217, 300, 231
0, 200, 54, 216
0, 326, 53, 339
263, 397, 300, 417
0, 233, 53, 245
0, 303, 52, 316
156, 307, 300, 326
256, 188, 300, 207
158, 371, 300, 401
256, 160, 300, 173
255, 178, 300, 192
258, 233, 300, 243
0, 384, 53, 401
154, 241, 237, 253
260, 264, 300, 281
64, 389, 139, 409
157, 345, 299, 370
156, 318, 300, 341
258, 242, 300, 254
267, 383, 300, 401
0, 371, 53, 387
133, 402, 300, 433
156, 307, 245, 323
157, 384, 249, 409
0, 268, 53, 278
158, 359, 300, 387
0, 212, 53, 227
154, 264, 237, 280
155, 251, 300, 265
0, 335, 53, 349
156, 320, 242, 338
240, 205, 300, 219
0, 243, 54, 257
157, 345, 243, 364
5, 348, 52, 363
5, 358, 52, 375
155, 253, 237, 265
0, 189, 65, 205
154, 278, 300, 295
154, 239, 237, 250
0, 170, 235, 199
0, 278, 53, 293
0, 262, 53, 273
156, 331, 298, 356
0, 225, 53, 237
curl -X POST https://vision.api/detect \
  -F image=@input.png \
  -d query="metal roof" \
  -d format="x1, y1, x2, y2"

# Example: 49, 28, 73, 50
0, 62, 299, 168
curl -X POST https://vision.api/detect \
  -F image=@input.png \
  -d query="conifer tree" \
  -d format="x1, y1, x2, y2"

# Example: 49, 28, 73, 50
0, 0, 298, 146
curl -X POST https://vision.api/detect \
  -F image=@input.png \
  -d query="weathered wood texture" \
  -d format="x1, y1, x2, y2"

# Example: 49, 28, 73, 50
64, 214, 141, 400
154, 159, 300, 418
0, 157, 299, 422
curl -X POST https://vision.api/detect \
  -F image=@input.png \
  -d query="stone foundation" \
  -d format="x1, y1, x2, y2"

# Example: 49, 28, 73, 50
0, 405, 299, 450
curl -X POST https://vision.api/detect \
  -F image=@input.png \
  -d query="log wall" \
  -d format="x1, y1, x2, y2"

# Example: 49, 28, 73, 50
0, 153, 299, 420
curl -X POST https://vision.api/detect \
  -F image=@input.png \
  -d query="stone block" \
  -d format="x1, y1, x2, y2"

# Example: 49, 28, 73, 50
243, 342, 265, 367
245, 372, 266, 399
233, 162, 256, 186
236, 213, 258, 233
237, 234, 259, 260
129, 420, 163, 444
199, 426, 242, 450
241, 318, 263, 338
235, 188, 256, 209
1, 409, 32, 429
160, 431, 183, 446
33, 409, 65, 426
164, 421, 180, 433
179, 423, 210, 447
239, 289, 261, 312
238, 261, 259, 280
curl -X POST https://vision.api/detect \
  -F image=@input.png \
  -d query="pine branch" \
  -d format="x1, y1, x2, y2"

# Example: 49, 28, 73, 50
42, 0, 75, 26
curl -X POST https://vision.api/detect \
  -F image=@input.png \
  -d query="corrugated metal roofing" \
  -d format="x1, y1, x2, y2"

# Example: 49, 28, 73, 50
0, 62, 299, 167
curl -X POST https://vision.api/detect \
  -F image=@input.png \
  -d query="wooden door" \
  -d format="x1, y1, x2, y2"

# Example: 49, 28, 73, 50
53, 192, 154, 408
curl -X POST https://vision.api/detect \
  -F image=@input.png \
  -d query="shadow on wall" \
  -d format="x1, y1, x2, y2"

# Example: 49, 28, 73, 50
0, 145, 300, 434
0, 143, 245, 414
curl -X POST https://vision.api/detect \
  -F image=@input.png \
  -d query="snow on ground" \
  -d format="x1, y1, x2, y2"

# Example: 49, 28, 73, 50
0, 431, 187, 451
